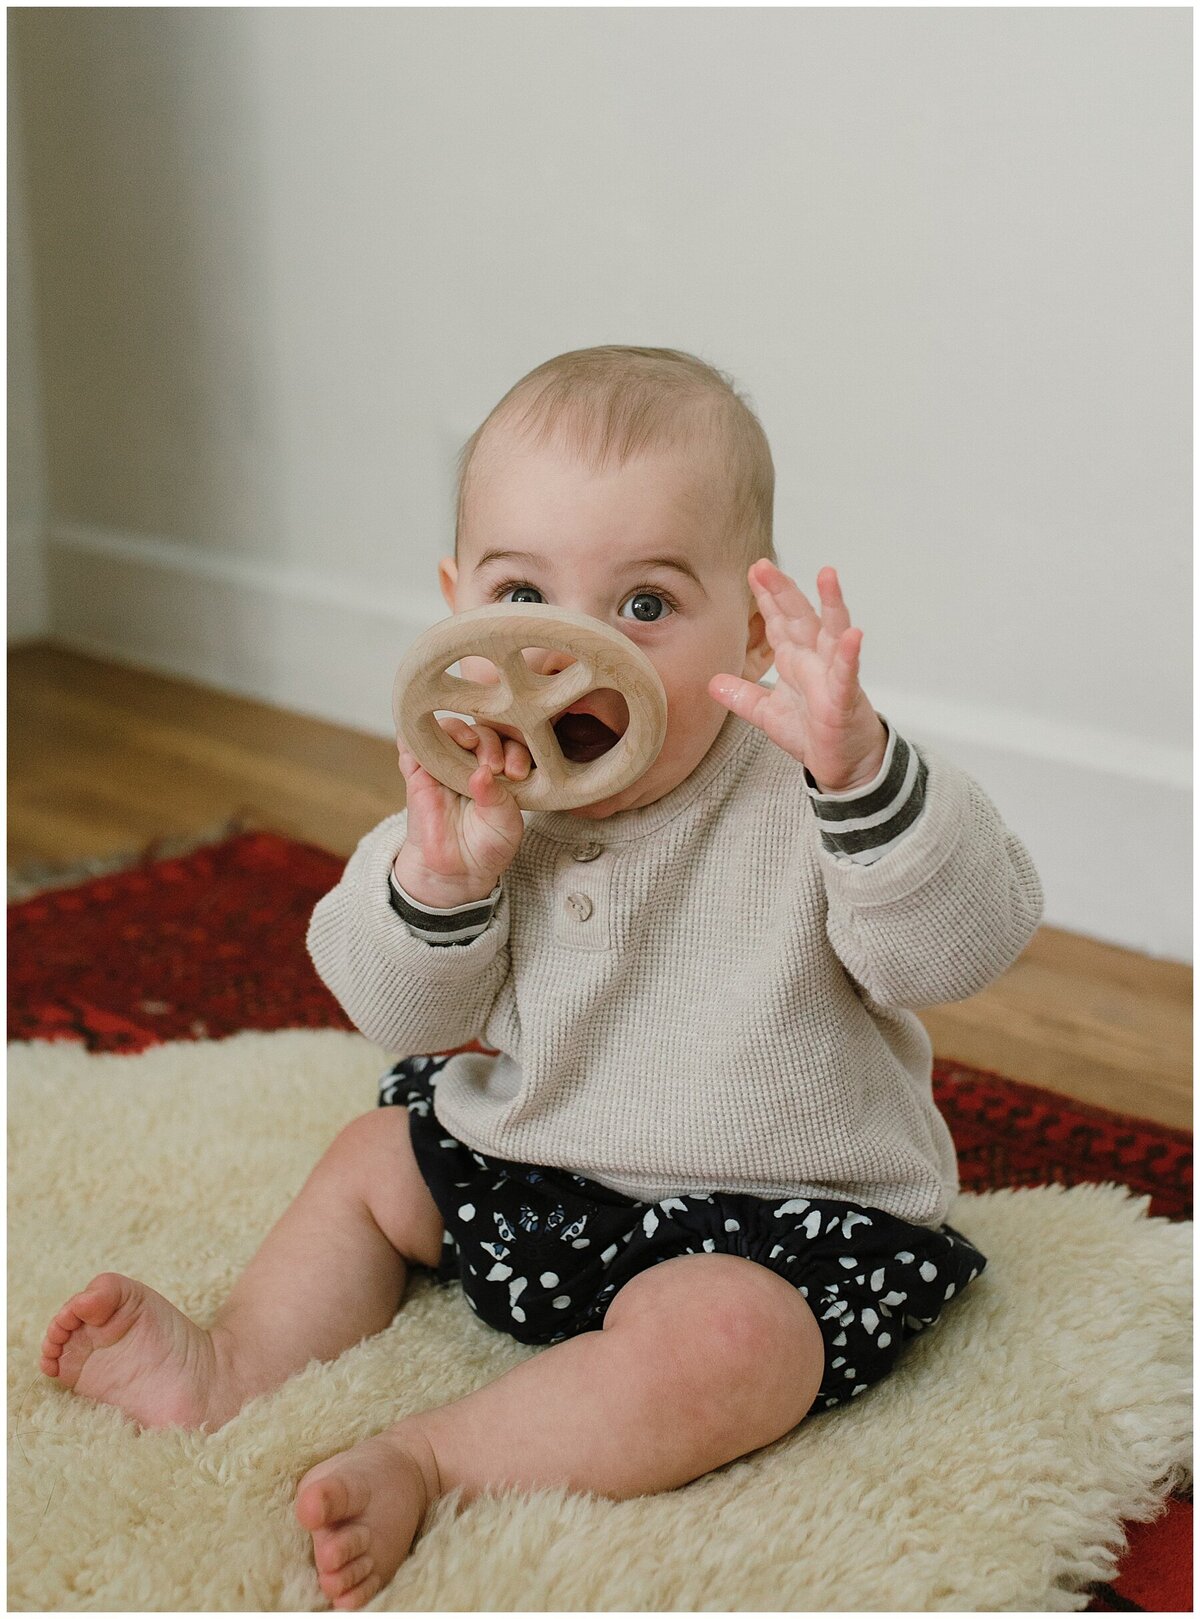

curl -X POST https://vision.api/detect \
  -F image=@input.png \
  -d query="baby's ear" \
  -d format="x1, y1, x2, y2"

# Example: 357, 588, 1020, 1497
746, 607, 772, 674
438, 557, 459, 611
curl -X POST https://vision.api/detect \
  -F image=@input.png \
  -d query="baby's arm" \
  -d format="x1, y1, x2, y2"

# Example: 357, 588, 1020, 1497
310, 715, 528, 1052
813, 738, 1043, 1009
308, 808, 510, 1053
709, 560, 1042, 1009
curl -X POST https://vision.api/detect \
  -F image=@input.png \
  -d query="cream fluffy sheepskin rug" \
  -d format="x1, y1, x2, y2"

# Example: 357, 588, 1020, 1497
8, 1029, 1190, 1612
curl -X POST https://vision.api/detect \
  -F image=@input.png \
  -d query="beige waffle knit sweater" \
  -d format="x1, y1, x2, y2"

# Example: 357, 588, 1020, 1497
307, 711, 1043, 1226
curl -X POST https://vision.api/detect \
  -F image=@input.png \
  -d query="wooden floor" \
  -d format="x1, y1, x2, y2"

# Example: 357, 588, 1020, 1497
8, 642, 1193, 1132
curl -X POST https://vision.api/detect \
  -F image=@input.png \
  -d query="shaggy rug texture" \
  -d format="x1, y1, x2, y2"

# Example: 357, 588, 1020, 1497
8, 1028, 1191, 1612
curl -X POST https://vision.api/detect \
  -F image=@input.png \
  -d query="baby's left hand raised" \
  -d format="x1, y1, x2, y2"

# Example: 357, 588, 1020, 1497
709, 560, 887, 793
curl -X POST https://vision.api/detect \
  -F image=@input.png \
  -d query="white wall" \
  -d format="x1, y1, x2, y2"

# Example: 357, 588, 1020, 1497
7, 40, 49, 640
9, 8, 1191, 959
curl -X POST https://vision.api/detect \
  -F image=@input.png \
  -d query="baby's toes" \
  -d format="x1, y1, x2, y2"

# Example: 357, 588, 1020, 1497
313, 1521, 370, 1576
40, 1316, 74, 1368
62, 1274, 125, 1331
331, 1569, 382, 1611
295, 1465, 368, 1532
41, 1295, 97, 1373
322, 1552, 375, 1601
44, 1310, 78, 1342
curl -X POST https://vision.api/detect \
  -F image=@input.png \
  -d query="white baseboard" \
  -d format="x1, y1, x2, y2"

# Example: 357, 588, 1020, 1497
46, 521, 1192, 962
46, 521, 446, 738
7, 519, 51, 642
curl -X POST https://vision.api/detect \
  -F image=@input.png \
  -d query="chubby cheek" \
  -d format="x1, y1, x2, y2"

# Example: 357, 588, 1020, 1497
649, 678, 723, 769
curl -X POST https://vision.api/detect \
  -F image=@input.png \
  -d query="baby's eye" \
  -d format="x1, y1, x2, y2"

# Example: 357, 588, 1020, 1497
619, 591, 674, 624
496, 584, 545, 605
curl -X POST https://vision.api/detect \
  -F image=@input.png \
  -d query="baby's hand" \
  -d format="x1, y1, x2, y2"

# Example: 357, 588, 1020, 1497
708, 561, 887, 793
395, 717, 533, 906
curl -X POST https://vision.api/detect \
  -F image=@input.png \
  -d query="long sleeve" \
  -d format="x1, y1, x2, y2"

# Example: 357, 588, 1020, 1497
815, 738, 1043, 1009
306, 810, 510, 1054
388, 869, 500, 945
802, 716, 928, 865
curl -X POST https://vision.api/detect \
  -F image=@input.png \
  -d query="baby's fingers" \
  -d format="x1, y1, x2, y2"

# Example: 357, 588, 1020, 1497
467, 758, 511, 808
470, 723, 509, 775
437, 715, 504, 773
441, 718, 530, 780
435, 714, 481, 749
502, 737, 533, 780
750, 559, 821, 649
708, 673, 772, 728
829, 628, 864, 712
816, 566, 852, 643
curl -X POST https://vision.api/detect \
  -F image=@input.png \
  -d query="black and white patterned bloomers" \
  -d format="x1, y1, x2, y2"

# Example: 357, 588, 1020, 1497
380, 1054, 988, 1413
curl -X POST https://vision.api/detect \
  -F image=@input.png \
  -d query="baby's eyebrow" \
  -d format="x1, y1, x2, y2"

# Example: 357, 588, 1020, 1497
473, 548, 707, 595
472, 547, 551, 574
635, 557, 705, 591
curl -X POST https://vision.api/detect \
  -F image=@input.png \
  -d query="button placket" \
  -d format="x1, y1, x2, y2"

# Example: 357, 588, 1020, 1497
553, 839, 614, 950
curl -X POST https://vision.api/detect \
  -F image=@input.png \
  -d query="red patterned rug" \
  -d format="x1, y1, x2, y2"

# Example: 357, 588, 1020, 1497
8, 830, 1192, 1610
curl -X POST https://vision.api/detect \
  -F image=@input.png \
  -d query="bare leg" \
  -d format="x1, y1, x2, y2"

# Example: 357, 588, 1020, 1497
40, 1108, 443, 1429
296, 1253, 826, 1609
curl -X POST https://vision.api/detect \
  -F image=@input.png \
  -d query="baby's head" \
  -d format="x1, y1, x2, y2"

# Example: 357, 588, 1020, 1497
439, 346, 777, 819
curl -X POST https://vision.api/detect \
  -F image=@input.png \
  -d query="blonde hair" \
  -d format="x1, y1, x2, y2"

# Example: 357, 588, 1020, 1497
453, 346, 777, 595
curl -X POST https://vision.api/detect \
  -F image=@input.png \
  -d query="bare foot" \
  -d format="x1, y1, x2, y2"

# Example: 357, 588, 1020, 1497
40, 1272, 240, 1430
295, 1425, 440, 1610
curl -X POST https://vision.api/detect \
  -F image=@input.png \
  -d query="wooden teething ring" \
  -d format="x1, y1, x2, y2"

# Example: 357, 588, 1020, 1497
392, 603, 668, 812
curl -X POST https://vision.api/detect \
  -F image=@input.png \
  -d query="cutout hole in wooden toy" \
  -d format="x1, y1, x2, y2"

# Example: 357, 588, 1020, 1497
434, 695, 540, 770
516, 645, 579, 681
445, 656, 502, 685
550, 689, 629, 763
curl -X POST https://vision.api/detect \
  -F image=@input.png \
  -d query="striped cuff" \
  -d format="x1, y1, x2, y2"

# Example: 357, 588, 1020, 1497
803, 717, 929, 866
387, 870, 502, 946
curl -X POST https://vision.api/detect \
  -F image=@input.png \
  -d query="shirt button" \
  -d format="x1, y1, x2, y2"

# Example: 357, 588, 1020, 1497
572, 841, 603, 862
565, 892, 594, 922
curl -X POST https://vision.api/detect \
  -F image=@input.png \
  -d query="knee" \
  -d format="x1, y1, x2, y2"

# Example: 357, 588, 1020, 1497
606, 1255, 825, 1431
608, 1254, 810, 1353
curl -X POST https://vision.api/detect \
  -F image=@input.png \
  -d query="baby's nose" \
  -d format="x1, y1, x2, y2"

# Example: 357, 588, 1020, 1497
530, 648, 578, 679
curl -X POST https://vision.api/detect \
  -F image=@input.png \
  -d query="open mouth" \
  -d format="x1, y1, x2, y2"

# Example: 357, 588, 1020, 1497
552, 711, 623, 763
548, 689, 630, 764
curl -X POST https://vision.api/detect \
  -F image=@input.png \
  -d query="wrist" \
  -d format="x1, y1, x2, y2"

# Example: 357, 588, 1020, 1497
814, 764, 880, 795
391, 854, 500, 911
810, 720, 889, 795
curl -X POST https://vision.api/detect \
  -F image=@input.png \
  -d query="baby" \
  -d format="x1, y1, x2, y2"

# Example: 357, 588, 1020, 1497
42, 346, 1043, 1609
